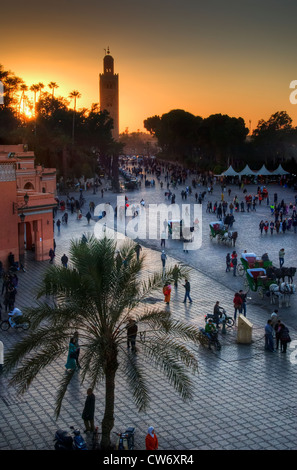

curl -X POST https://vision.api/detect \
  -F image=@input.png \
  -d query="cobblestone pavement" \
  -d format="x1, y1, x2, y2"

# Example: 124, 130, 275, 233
0, 173, 297, 451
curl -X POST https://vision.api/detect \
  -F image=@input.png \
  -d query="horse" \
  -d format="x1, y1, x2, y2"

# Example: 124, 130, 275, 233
269, 282, 295, 307
269, 283, 283, 307
221, 230, 238, 246
281, 267, 296, 284
266, 266, 296, 285
280, 281, 296, 307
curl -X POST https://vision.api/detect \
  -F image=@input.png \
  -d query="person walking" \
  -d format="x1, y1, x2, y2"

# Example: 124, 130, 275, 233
126, 318, 138, 352
73, 331, 81, 369
160, 230, 166, 247
279, 248, 285, 268
82, 388, 96, 433
145, 426, 159, 450
86, 211, 92, 224
231, 251, 237, 276
56, 219, 61, 233
183, 279, 192, 303
163, 283, 172, 305
233, 292, 243, 322
226, 253, 231, 272
238, 290, 247, 317
61, 254, 68, 268
279, 323, 291, 353
161, 251, 167, 269
265, 319, 275, 352
172, 264, 181, 288
65, 336, 78, 371
134, 243, 142, 261
49, 248, 55, 264
259, 220, 265, 235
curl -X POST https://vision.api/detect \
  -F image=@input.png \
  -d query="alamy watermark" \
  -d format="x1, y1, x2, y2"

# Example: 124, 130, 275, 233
0, 81, 4, 105
289, 340, 297, 364
92, 197, 202, 251
289, 80, 297, 104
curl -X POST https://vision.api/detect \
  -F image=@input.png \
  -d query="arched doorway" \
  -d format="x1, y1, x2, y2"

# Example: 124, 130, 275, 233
24, 182, 35, 190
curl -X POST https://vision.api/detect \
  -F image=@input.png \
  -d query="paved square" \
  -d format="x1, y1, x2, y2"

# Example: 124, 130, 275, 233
1, 173, 297, 450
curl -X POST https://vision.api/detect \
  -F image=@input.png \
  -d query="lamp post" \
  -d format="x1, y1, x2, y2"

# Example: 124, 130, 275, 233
14, 192, 29, 222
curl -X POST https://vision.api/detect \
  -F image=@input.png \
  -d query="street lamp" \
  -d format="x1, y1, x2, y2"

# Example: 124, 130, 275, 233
13, 192, 29, 222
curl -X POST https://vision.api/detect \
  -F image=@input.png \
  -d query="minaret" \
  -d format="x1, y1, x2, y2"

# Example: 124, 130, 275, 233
99, 47, 119, 140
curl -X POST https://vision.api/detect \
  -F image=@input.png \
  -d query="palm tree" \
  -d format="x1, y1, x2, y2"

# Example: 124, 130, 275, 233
38, 82, 44, 100
69, 89, 81, 146
3, 236, 200, 450
30, 83, 40, 136
48, 81, 59, 97
30, 83, 39, 115
18, 83, 28, 117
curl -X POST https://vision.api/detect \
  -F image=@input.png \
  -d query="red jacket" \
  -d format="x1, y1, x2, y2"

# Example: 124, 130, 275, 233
233, 294, 243, 308
145, 433, 158, 450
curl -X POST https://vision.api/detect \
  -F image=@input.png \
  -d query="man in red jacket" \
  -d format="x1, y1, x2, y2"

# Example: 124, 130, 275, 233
145, 426, 158, 450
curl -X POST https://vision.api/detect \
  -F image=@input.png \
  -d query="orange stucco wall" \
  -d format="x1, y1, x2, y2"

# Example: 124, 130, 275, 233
0, 146, 57, 268
0, 179, 19, 269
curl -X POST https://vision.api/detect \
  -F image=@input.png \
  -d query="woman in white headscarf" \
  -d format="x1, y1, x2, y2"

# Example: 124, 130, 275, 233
145, 426, 159, 450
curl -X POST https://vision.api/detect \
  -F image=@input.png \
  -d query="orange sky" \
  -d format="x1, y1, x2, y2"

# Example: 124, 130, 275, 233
2, 0, 297, 134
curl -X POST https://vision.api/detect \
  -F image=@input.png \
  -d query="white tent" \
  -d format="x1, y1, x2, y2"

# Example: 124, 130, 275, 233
271, 164, 290, 175
238, 164, 255, 176
256, 165, 272, 176
221, 165, 239, 176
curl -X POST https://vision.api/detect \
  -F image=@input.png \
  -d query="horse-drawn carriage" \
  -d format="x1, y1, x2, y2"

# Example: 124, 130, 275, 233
209, 222, 237, 245
244, 266, 296, 304
237, 252, 273, 276
244, 268, 276, 298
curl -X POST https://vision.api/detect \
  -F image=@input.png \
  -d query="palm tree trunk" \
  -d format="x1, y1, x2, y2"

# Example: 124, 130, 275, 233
101, 365, 117, 450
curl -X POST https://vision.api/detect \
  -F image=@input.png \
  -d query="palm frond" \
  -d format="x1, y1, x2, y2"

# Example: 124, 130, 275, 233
8, 345, 66, 394
140, 340, 197, 400
122, 352, 149, 412
55, 369, 76, 418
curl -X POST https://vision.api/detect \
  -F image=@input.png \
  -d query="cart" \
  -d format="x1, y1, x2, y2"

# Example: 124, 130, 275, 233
209, 221, 228, 242
245, 268, 275, 299
237, 253, 273, 276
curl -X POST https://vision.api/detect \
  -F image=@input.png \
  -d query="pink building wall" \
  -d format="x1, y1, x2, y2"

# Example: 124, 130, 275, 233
0, 145, 57, 269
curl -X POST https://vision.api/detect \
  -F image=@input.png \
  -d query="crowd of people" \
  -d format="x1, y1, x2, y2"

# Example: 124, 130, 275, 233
265, 311, 291, 353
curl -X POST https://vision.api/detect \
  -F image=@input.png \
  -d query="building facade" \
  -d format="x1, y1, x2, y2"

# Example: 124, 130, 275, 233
99, 47, 119, 140
0, 144, 56, 268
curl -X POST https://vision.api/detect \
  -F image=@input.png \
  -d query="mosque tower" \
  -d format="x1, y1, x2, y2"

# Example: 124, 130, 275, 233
99, 47, 119, 140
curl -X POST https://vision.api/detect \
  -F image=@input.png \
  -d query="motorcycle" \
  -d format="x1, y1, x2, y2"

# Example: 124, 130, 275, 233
199, 327, 221, 351
0, 310, 30, 331
205, 308, 234, 327
54, 426, 88, 450
114, 427, 135, 450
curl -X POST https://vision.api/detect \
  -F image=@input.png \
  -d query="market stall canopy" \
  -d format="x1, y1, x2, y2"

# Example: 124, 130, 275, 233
238, 164, 255, 176
221, 165, 239, 176
271, 164, 290, 175
256, 165, 272, 175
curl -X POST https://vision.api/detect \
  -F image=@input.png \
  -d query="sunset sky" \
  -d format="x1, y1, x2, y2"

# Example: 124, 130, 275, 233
2, 0, 297, 134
